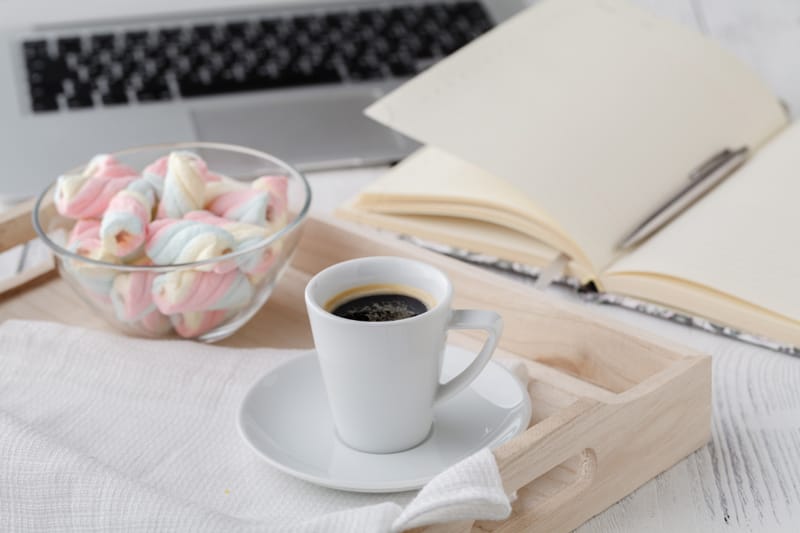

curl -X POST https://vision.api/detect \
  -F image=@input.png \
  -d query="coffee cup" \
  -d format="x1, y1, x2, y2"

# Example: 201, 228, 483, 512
305, 256, 503, 454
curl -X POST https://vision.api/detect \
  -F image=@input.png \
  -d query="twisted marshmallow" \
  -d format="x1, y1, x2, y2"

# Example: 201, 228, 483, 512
183, 211, 268, 245
183, 210, 277, 273
252, 175, 289, 227
84, 154, 138, 179
157, 152, 208, 219
109, 270, 173, 334
138, 309, 173, 335
110, 271, 159, 322
145, 219, 236, 272
100, 178, 160, 257
206, 184, 270, 226
152, 269, 253, 314
63, 219, 119, 298
55, 155, 139, 219
172, 310, 228, 338
67, 219, 102, 252
55, 172, 137, 219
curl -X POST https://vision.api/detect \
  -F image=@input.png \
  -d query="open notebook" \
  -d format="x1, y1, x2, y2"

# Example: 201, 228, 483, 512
339, 0, 800, 348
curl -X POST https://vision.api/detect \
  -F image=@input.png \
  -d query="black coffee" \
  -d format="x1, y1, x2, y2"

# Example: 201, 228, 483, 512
330, 292, 429, 322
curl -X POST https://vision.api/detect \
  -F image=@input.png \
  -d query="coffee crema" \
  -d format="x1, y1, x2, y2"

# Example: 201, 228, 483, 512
325, 283, 434, 322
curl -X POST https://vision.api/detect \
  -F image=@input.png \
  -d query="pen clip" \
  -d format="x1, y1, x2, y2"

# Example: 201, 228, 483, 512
689, 147, 746, 181
618, 146, 749, 250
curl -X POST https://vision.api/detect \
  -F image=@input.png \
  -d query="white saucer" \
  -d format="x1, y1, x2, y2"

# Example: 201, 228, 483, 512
237, 345, 531, 493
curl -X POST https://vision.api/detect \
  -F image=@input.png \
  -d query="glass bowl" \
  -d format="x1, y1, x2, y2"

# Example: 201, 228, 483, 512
33, 142, 311, 343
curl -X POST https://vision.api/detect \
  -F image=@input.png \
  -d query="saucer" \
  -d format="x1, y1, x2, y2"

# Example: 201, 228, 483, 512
237, 345, 532, 493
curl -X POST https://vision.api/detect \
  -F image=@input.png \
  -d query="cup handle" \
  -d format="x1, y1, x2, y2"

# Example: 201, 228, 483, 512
435, 309, 504, 404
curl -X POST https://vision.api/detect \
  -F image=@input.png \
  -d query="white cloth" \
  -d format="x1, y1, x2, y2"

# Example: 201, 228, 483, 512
0, 320, 515, 532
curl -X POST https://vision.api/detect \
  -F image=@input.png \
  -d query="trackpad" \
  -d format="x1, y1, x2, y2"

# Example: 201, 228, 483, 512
191, 89, 411, 169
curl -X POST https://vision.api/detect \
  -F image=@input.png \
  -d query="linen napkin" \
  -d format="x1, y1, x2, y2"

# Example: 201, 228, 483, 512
0, 320, 519, 532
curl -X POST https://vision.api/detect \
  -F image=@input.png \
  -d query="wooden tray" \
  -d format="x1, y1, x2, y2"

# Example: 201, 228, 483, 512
0, 203, 711, 533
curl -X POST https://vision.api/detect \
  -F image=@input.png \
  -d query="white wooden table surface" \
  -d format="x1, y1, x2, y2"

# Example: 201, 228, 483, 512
2, 1, 799, 531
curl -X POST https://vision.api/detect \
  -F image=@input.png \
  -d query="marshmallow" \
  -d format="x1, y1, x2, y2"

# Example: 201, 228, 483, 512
112, 255, 173, 335
203, 177, 246, 203
55, 173, 137, 219
252, 175, 289, 227
100, 178, 160, 257
145, 219, 236, 271
54, 155, 139, 219
143, 156, 169, 178
183, 210, 277, 273
152, 269, 253, 315
138, 309, 173, 335
110, 271, 159, 322
172, 310, 229, 338
207, 187, 270, 226
54, 150, 292, 339
140, 156, 168, 198
84, 154, 138, 179
157, 152, 207, 219
183, 211, 269, 244
62, 220, 119, 299
145, 151, 220, 180
67, 219, 102, 251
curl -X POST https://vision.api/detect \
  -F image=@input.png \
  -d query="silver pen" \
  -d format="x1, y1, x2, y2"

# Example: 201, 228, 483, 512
618, 146, 749, 250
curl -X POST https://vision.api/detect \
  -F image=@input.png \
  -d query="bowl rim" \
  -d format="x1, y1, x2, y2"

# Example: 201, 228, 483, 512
32, 141, 312, 273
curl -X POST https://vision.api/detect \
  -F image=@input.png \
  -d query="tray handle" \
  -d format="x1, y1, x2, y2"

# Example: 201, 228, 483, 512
491, 398, 600, 530
0, 198, 56, 296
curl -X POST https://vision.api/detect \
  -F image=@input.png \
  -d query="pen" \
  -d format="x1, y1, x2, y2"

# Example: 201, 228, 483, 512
618, 146, 749, 250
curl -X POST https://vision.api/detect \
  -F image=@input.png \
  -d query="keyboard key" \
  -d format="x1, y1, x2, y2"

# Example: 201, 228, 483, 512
136, 81, 171, 102
157, 27, 183, 43
66, 92, 94, 109
102, 91, 128, 106
388, 54, 417, 77
57, 37, 82, 55
101, 84, 129, 105
23, 40, 48, 60
32, 96, 59, 112
124, 31, 148, 46
29, 82, 59, 112
90, 33, 115, 51
192, 25, 214, 39
27, 58, 69, 86
359, 9, 386, 30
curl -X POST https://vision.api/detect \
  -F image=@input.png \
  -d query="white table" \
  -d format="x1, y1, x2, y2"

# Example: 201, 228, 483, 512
3, 1, 800, 531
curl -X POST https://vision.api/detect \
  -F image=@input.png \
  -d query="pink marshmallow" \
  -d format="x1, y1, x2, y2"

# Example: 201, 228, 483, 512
145, 218, 237, 273
143, 156, 169, 178
145, 154, 221, 183
172, 310, 228, 338
152, 268, 253, 314
85, 154, 137, 179
252, 175, 289, 226
110, 271, 159, 322
101, 191, 152, 257
55, 174, 137, 219
68, 219, 102, 250
139, 309, 173, 335
206, 188, 269, 226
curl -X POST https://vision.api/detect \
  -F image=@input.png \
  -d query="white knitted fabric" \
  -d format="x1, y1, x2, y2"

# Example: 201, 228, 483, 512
0, 321, 514, 532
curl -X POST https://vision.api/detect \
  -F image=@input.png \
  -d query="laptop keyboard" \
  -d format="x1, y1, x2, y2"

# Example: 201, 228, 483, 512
21, 1, 492, 113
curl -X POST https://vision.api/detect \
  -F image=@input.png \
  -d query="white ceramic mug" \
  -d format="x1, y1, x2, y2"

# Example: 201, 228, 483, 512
305, 256, 503, 454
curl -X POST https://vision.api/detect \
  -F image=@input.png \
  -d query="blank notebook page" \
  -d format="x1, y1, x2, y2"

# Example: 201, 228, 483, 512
366, 0, 787, 272
606, 121, 800, 322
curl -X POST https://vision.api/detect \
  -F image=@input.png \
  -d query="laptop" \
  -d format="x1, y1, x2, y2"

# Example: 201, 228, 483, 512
0, 0, 532, 199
